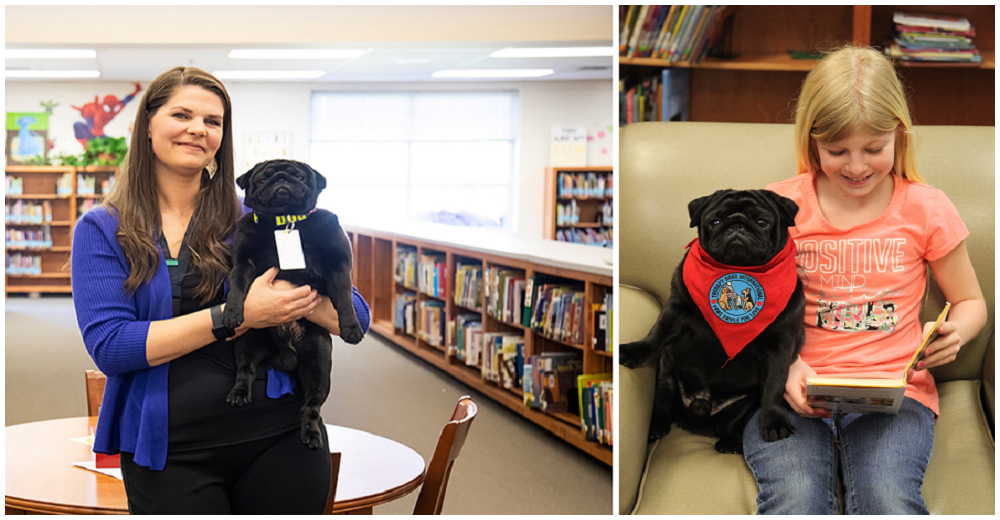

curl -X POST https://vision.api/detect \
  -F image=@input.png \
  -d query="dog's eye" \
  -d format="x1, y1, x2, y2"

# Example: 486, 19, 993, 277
756, 218, 768, 228
710, 219, 721, 228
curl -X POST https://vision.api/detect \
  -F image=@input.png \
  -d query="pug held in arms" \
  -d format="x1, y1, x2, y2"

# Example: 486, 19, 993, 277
222, 159, 364, 449
619, 189, 805, 454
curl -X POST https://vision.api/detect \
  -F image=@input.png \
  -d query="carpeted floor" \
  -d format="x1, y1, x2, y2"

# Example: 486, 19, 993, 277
5, 295, 612, 514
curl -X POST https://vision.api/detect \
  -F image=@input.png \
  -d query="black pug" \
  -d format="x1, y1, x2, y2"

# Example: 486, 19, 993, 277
619, 189, 805, 454
222, 159, 364, 449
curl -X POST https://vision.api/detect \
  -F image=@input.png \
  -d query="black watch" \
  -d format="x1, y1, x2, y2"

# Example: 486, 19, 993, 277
211, 304, 236, 340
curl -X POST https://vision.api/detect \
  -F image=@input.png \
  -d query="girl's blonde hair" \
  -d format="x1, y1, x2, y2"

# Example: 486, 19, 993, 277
794, 46, 923, 183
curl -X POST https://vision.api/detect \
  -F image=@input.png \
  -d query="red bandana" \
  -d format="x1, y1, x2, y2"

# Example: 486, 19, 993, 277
682, 237, 798, 366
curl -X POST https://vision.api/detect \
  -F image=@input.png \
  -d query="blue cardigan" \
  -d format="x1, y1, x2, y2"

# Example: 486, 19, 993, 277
72, 206, 370, 470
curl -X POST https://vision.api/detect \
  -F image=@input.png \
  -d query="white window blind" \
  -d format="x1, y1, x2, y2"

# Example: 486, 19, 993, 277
309, 91, 518, 230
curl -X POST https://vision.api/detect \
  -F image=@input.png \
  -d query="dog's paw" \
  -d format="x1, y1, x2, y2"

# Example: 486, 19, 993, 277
340, 321, 364, 345
226, 387, 252, 407
647, 421, 671, 443
300, 426, 323, 450
221, 306, 244, 330
760, 412, 795, 442
714, 438, 744, 454
619, 341, 644, 369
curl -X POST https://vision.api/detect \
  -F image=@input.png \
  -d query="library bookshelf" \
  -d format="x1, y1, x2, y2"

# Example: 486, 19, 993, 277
543, 166, 614, 248
619, 5, 995, 125
344, 223, 614, 465
5, 165, 117, 297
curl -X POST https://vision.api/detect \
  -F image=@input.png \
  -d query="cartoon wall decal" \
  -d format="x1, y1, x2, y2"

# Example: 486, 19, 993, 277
72, 83, 141, 147
5, 112, 49, 165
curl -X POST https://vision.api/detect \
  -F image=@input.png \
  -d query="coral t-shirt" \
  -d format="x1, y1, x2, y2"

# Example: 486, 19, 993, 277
767, 173, 969, 416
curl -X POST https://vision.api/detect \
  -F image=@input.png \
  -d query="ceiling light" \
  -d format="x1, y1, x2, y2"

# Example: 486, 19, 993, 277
5, 70, 100, 78
212, 70, 326, 80
432, 69, 554, 79
5, 49, 97, 59
491, 47, 614, 58
228, 49, 368, 60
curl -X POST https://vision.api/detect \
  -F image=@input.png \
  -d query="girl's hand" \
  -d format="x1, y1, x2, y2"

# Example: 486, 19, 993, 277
230, 268, 321, 336
784, 356, 830, 418
917, 321, 961, 371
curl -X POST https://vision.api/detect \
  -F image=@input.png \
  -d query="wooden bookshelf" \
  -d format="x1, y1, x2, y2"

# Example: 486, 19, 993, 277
345, 224, 613, 465
543, 166, 614, 247
5, 165, 117, 297
619, 5, 995, 125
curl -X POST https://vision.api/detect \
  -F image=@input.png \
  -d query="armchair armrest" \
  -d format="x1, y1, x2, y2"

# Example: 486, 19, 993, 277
619, 285, 662, 514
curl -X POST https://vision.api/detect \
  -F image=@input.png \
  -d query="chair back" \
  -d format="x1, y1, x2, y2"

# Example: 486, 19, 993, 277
85, 370, 106, 417
412, 396, 478, 515
323, 452, 343, 514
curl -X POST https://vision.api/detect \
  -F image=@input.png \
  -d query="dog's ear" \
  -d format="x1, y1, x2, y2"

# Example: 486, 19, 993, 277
762, 190, 799, 227
688, 190, 727, 228
309, 165, 327, 191
235, 171, 250, 190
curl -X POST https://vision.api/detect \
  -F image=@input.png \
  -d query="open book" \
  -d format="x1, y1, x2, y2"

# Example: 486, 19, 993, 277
806, 303, 951, 415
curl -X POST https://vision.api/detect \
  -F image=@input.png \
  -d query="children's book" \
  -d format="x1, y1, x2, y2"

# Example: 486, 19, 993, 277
806, 303, 950, 414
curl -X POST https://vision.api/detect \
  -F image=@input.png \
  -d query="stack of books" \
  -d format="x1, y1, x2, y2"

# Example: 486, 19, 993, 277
886, 12, 981, 63
620, 5, 731, 64
418, 253, 447, 298
394, 248, 417, 289
578, 374, 613, 446
454, 262, 483, 310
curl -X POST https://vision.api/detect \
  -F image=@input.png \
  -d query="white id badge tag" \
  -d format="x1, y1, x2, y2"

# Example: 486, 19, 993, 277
274, 229, 307, 270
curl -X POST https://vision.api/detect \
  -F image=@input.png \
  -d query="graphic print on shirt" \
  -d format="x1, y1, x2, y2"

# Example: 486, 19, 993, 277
795, 238, 906, 333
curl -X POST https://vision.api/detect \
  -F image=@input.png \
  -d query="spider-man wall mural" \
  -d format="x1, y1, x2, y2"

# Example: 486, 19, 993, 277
72, 82, 142, 147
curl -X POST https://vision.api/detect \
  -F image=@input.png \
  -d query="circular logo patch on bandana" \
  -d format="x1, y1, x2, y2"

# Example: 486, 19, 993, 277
709, 273, 765, 324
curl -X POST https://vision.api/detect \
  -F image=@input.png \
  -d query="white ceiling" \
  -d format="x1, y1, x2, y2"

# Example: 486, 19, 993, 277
5, 6, 613, 83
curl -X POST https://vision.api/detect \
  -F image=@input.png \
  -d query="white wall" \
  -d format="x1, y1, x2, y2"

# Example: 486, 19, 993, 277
5, 79, 612, 239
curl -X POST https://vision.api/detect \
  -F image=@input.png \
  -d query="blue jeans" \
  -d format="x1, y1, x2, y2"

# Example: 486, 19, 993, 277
743, 397, 935, 514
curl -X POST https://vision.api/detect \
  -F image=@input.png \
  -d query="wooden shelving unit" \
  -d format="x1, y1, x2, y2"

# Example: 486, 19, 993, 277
5, 165, 117, 297
543, 166, 614, 247
619, 5, 995, 125
346, 226, 613, 465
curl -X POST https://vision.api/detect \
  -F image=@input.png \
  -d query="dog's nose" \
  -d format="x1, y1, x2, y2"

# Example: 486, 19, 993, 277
690, 398, 711, 416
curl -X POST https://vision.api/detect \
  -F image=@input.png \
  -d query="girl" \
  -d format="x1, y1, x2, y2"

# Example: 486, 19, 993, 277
745, 47, 986, 514
72, 67, 371, 514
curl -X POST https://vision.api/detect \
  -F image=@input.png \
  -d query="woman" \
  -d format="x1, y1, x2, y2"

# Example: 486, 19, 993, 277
72, 66, 370, 514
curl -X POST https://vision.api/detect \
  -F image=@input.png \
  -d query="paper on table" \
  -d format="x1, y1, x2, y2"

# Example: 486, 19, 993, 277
74, 460, 123, 481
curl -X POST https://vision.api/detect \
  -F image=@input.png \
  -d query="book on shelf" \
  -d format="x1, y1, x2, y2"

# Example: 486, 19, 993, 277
5, 227, 53, 249
593, 291, 614, 353
481, 332, 522, 385
557, 171, 610, 199
5, 176, 23, 195
6, 253, 43, 275
465, 324, 485, 367
78, 199, 99, 217
886, 11, 981, 63
395, 293, 417, 335
528, 352, 584, 415
418, 253, 446, 298
578, 374, 613, 446
556, 228, 613, 248
394, 248, 417, 288
416, 299, 446, 347
454, 314, 482, 363
454, 262, 483, 310
806, 303, 951, 415
530, 283, 587, 345
6, 200, 52, 223
620, 5, 730, 65
485, 266, 526, 325
620, 67, 690, 125
57, 173, 73, 196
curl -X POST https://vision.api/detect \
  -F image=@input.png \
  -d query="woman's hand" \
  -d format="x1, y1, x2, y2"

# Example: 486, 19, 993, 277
784, 356, 829, 418
917, 321, 961, 371
229, 268, 321, 338
271, 279, 341, 335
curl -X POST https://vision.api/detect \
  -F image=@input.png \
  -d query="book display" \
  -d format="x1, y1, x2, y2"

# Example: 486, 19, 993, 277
345, 225, 613, 464
619, 5, 994, 126
4, 166, 117, 297
543, 166, 614, 248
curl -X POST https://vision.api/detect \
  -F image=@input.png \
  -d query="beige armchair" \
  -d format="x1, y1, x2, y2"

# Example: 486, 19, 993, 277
619, 122, 994, 514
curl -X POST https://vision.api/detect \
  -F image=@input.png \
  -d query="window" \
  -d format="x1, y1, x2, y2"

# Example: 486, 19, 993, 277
309, 91, 518, 230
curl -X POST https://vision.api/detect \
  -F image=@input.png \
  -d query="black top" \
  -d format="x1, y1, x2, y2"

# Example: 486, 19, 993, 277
162, 233, 302, 452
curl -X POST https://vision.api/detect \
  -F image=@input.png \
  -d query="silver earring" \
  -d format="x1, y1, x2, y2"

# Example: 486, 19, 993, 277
206, 158, 218, 180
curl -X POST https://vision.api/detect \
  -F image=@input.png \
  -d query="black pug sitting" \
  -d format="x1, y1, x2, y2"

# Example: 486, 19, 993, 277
222, 159, 364, 449
619, 189, 805, 454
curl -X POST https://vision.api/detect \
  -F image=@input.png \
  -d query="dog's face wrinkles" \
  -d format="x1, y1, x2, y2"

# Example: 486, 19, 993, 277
237, 159, 327, 215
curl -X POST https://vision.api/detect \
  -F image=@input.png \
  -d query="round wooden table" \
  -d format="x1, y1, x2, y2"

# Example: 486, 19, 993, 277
5, 417, 425, 514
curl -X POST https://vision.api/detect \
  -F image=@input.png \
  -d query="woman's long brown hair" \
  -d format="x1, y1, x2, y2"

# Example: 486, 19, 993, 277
107, 66, 240, 303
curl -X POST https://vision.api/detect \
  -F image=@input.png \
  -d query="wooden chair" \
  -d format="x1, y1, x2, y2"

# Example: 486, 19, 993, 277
412, 395, 478, 515
84, 370, 107, 417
